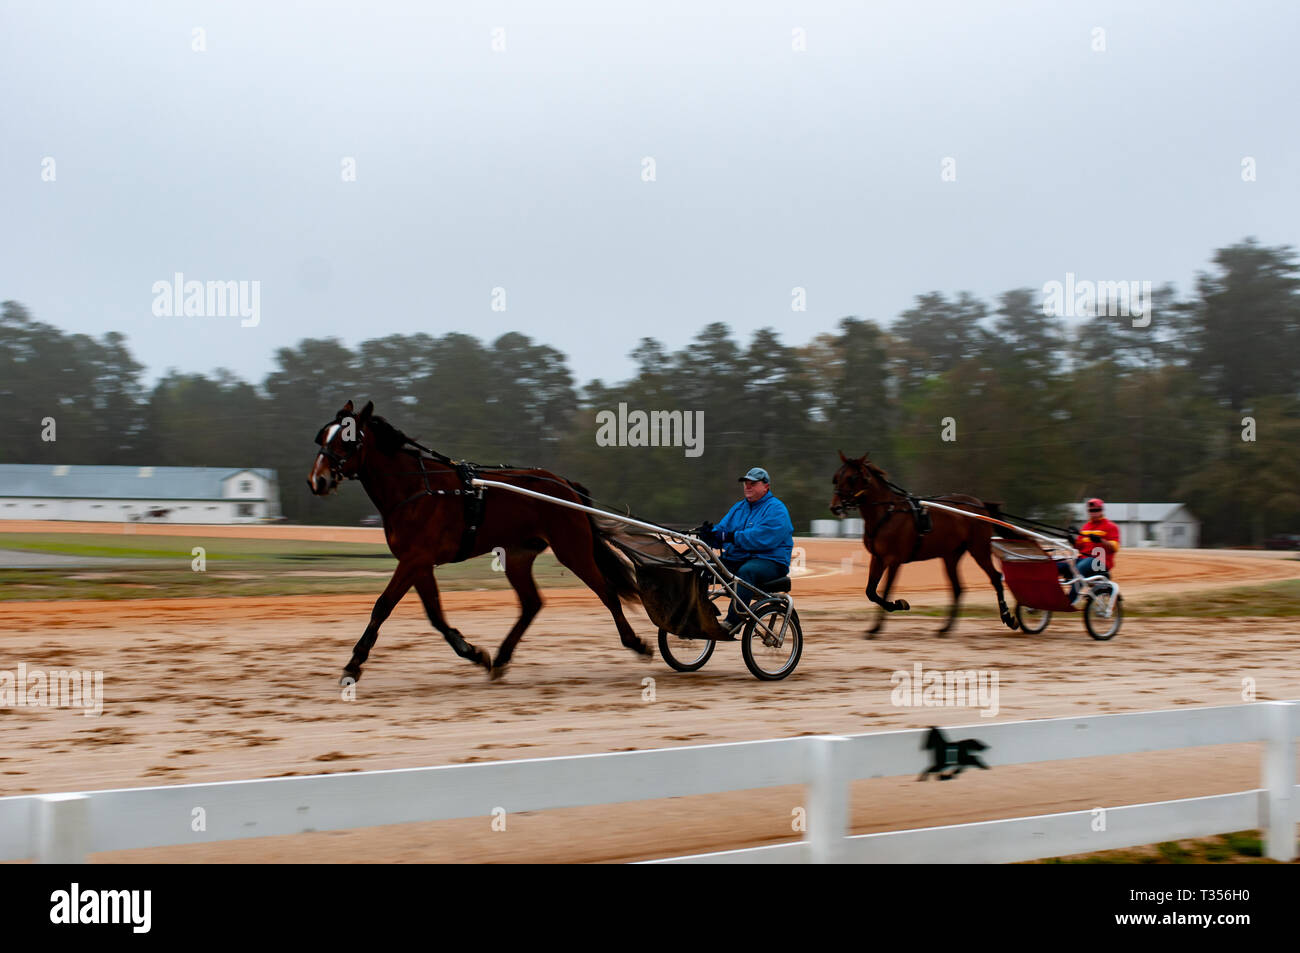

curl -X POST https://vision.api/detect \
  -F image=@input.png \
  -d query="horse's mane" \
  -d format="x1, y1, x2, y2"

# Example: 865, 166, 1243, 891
368, 415, 426, 456
863, 459, 889, 481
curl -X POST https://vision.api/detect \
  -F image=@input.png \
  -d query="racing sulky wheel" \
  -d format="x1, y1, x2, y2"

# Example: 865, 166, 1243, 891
657, 628, 716, 672
1083, 582, 1123, 640
1014, 604, 1052, 634
740, 597, 803, 680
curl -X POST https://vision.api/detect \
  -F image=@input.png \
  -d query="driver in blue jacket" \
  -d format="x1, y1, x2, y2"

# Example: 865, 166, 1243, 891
693, 467, 794, 633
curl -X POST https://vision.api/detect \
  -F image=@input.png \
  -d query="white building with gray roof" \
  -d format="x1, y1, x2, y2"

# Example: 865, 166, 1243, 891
1066, 502, 1200, 548
0, 465, 280, 523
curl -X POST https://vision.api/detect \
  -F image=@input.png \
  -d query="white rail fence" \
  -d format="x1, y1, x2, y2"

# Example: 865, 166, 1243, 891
2, 701, 1295, 864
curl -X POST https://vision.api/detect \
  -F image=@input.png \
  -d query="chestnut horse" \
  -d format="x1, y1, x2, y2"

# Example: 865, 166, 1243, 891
307, 401, 650, 682
829, 452, 1018, 637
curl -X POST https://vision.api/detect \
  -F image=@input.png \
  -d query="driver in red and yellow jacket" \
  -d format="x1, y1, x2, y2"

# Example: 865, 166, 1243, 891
1061, 498, 1120, 606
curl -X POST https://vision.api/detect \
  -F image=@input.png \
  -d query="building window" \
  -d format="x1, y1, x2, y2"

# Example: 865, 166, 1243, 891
237, 503, 255, 517
239, 480, 252, 493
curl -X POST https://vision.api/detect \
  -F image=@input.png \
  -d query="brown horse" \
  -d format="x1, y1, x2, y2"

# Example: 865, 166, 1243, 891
307, 401, 650, 682
829, 452, 1018, 637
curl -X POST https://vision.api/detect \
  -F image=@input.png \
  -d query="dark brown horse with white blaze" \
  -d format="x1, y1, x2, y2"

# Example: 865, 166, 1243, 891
829, 452, 1018, 637
307, 401, 650, 682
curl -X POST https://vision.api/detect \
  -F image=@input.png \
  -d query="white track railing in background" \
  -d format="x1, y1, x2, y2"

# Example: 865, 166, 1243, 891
1, 702, 1294, 864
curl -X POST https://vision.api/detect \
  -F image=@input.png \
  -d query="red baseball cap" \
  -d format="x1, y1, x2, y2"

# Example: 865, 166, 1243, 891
1086, 498, 1105, 509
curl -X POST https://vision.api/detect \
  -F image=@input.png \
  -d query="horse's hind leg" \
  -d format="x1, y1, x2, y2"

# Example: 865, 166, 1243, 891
937, 553, 962, 636
970, 535, 1018, 629
548, 534, 651, 658
343, 561, 420, 684
413, 572, 492, 672
489, 546, 546, 680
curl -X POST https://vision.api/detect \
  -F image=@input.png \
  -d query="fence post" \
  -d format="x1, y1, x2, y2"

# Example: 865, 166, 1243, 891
34, 794, 91, 864
1262, 701, 1297, 862
807, 736, 850, 863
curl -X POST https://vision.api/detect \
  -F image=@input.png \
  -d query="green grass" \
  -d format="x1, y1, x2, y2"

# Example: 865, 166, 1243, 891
1032, 831, 1278, 864
812, 578, 1300, 621
0, 532, 390, 562
3, 531, 1299, 608
1132, 579, 1300, 617
0, 531, 586, 600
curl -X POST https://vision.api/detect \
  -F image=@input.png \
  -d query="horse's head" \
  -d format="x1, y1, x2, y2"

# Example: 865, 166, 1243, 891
829, 450, 885, 516
308, 400, 375, 496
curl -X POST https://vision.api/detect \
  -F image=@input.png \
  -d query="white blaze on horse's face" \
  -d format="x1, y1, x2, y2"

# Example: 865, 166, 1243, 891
309, 423, 344, 495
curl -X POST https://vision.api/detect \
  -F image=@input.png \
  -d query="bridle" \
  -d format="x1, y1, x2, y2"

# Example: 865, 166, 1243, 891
834, 461, 922, 514
832, 461, 881, 514
311, 421, 479, 519
314, 421, 365, 484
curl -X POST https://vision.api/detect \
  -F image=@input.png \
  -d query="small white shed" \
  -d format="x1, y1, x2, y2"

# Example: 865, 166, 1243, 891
1067, 502, 1200, 548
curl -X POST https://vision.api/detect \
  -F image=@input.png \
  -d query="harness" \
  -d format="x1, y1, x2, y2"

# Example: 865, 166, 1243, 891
316, 434, 505, 564
390, 445, 497, 563
844, 476, 934, 561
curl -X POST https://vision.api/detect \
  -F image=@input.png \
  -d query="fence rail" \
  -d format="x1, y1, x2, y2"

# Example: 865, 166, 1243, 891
3, 701, 1295, 864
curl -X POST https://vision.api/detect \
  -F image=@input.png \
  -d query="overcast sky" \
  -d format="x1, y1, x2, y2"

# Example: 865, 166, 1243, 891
2, 0, 1296, 388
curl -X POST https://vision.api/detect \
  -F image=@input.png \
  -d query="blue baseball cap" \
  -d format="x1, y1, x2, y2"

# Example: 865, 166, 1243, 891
739, 467, 770, 483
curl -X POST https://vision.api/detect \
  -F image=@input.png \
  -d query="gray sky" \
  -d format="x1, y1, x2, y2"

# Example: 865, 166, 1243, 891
3, 0, 1297, 388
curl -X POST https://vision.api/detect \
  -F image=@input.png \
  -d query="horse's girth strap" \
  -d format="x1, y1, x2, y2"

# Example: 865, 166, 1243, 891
453, 463, 485, 562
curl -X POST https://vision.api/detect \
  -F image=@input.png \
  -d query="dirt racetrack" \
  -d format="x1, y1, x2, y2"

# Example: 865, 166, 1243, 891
2, 524, 1299, 862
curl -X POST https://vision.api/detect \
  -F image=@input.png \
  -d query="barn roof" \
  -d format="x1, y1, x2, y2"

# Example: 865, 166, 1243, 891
0, 465, 276, 500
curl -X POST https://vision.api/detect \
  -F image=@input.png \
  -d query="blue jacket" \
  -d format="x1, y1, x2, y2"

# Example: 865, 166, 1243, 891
715, 492, 793, 569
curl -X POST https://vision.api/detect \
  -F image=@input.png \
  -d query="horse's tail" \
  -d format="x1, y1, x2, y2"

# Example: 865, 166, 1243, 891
568, 480, 641, 602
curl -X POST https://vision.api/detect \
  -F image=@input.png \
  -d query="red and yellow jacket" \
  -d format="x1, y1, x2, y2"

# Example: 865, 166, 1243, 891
1076, 518, 1120, 570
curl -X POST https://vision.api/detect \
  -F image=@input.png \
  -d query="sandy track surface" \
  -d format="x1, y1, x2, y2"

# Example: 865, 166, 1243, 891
1, 528, 1298, 862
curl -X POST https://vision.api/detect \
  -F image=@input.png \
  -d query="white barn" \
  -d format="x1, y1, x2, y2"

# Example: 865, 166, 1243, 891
0, 465, 281, 524
1067, 502, 1200, 549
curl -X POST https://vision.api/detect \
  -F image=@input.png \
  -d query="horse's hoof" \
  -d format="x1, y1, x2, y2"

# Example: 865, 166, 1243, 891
864, 631, 878, 640
895, 599, 910, 611
489, 664, 508, 681
340, 667, 361, 685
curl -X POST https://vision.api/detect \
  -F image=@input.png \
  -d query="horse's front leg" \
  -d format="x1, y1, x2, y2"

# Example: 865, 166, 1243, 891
413, 572, 492, 671
866, 563, 902, 636
342, 561, 420, 684
866, 557, 909, 613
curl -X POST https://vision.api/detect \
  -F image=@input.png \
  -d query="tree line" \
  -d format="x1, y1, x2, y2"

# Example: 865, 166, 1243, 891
2, 237, 1297, 545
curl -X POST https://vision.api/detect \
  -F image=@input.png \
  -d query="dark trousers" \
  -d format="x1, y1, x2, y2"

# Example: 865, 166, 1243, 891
1058, 555, 1106, 602
722, 557, 788, 623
